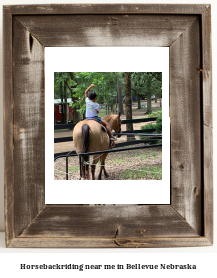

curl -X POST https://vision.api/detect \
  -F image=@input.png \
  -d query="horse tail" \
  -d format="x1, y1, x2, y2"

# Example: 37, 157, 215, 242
81, 124, 90, 165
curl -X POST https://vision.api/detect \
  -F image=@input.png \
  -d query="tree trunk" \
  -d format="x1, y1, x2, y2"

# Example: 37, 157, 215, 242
146, 92, 152, 113
117, 79, 124, 114
146, 78, 152, 114
137, 91, 141, 109
68, 73, 81, 124
111, 102, 115, 114
64, 83, 68, 124
155, 95, 157, 103
125, 72, 134, 141
61, 81, 64, 124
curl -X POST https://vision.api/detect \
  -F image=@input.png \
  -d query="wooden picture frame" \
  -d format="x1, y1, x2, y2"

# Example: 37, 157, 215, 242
3, 4, 213, 248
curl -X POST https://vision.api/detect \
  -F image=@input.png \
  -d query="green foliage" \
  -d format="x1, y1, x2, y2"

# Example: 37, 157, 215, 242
156, 114, 162, 134
55, 72, 125, 115
141, 123, 156, 130
131, 72, 162, 100
140, 110, 162, 144
146, 110, 162, 134
148, 110, 162, 118
54, 72, 162, 116
141, 119, 162, 135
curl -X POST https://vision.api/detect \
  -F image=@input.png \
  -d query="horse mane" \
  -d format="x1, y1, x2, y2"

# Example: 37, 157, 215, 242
103, 115, 114, 123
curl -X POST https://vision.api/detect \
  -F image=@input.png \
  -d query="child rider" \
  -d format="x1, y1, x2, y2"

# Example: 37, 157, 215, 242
85, 84, 117, 141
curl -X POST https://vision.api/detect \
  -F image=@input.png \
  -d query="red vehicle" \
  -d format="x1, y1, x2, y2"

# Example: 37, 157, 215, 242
54, 102, 73, 123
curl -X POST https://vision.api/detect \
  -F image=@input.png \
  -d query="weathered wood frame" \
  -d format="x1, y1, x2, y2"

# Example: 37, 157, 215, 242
3, 4, 212, 248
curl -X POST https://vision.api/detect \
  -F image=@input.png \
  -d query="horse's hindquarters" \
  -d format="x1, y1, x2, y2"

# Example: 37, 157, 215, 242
73, 120, 110, 180
73, 120, 109, 154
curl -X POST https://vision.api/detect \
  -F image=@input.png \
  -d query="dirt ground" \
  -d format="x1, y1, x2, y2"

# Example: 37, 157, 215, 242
54, 100, 162, 180
54, 145, 162, 180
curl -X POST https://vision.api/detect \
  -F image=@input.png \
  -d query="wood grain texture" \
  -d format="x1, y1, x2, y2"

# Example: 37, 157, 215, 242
16, 15, 197, 47
12, 17, 45, 237
3, 4, 207, 15
170, 17, 202, 234
202, 6, 212, 128
203, 126, 213, 243
20, 205, 199, 238
8, 237, 212, 248
3, 7, 14, 247
3, 4, 213, 248
201, 6, 213, 244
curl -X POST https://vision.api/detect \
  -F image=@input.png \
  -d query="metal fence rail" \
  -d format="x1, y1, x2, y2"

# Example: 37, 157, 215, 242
54, 135, 162, 180
54, 117, 157, 130
54, 129, 158, 144
54, 117, 162, 180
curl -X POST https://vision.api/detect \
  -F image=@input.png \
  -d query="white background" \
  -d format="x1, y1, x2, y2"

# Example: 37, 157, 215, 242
46, 47, 170, 204
0, 0, 216, 277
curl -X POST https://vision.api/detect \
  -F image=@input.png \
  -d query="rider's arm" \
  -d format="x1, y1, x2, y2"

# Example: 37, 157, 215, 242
85, 84, 95, 98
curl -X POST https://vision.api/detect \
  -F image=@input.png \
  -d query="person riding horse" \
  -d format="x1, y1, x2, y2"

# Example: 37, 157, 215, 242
85, 84, 117, 141
73, 85, 122, 179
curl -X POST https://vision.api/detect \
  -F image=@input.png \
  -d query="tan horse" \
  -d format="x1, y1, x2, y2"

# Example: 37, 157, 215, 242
73, 113, 121, 180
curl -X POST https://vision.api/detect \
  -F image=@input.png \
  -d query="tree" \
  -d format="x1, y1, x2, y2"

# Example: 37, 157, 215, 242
117, 78, 124, 114
54, 72, 162, 124
72, 72, 116, 116
125, 72, 135, 141
54, 72, 81, 124
144, 72, 162, 113
66, 72, 81, 123
54, 72, 69, 123
131, 72, 147, 109
151, 75, 162, 107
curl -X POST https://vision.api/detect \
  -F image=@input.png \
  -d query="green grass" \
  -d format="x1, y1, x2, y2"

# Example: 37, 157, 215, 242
121, 165, 162, 180
113, 158, 126, 163
133, 153, 147, 159
69, 166, 80, 172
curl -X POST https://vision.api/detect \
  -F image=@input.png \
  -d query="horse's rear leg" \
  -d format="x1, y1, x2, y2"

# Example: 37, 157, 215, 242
80, 157, 90, 179
80, 163, 85, 179
98, 167, 103, 180
98, 154, 108, 180
91, 164, 96, 180
103, 154, 109, 178
103, 165, 109, 178
91, 156, 100, 180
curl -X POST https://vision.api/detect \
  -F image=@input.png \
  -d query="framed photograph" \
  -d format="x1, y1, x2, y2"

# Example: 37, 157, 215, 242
4, 4, 213, 247
47, 47, 170, 204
